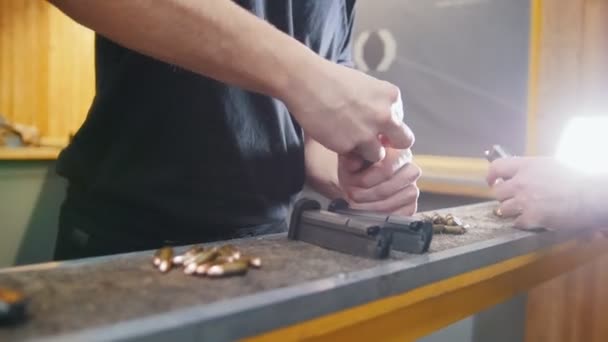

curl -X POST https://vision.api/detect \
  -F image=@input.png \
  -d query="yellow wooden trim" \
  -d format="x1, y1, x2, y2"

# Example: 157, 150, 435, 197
414, 155, 488, 177
526, 0, 543, 156
39, 136, 69, 148
244, 235, 608, 341
414, 155, 492, 197
0, 147, 61, 160
417, 180, 492, 198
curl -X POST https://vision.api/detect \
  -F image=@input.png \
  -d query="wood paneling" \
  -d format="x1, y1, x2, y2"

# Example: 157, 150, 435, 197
580, 0, 608, 108
533, 0, 585, 155
526, 253, 608, 342
46, 4, 95, 143
0, 1, 49, 128
0, 0, 94, 146
533, 0, 608, 155
526, 1, 608, 340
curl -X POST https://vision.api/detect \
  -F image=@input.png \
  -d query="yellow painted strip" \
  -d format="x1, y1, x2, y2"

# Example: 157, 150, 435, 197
244, 235, 608, 341
413, 155, 492, 197
414, 155, 488, 176
0, 147, 61, 160
526, 0, 543, 156
417, 180, 493, 198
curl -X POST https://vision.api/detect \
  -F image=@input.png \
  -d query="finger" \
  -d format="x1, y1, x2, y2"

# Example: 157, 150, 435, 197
393, 201, 418, 216
349, 149, 413, 188
492, 179, 517, 202
349, 162, 421, 203
498, 198, 524, 218
514, 213, 543, 230
355, 139, 386, 164
380, 88, 415, 149
339, 154, 366, 173
392, 88, 405, 122
378, 134, 391, 146
486, 157, 526, 185
350, 184, 419, 214
381, 121, 415, 150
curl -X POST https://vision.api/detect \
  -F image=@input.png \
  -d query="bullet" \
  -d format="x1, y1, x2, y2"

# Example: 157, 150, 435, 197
0, 287, 27, 324
218, 244, 241, 260
153, 249, 162, 266
432, 213, 446, 225
173, 245, 203, 265
154, 247, 174, 273
433, 224, 467, 235
207, 260, 249, 277
493, 207, 503, 217
195, 263, 213, 275
445, 214, 464, 227
240, 256, 262, 268
194, 255, 235, 275
184, 248, 219, 275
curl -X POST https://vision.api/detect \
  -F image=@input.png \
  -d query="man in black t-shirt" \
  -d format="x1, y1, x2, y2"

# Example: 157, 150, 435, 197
49, 0, 422, 259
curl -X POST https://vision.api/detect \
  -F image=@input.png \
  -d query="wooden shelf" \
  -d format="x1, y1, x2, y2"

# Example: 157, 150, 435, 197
0, 147, 62, 160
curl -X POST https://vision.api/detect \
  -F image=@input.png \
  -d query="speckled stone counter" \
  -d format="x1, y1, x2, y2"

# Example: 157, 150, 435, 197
1, 202, 548, 342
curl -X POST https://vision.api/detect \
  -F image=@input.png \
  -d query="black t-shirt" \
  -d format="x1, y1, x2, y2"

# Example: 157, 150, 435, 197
56, 0, 356, 241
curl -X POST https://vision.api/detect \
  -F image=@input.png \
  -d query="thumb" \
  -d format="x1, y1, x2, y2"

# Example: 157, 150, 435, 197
487, 157, 526, 185
354, 139, 386, 164
339, 154, 366, 173
379, 89, 415, 149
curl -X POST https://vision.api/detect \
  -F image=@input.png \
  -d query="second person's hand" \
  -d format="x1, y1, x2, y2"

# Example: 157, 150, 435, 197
487, 157, 599, 230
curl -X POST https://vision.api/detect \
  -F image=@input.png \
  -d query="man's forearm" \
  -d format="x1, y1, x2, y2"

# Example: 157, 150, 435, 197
49, 0, 324, 101
304, 137, 344, 199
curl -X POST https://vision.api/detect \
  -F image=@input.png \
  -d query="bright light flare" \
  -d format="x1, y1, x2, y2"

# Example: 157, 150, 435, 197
555, 115, 608, 174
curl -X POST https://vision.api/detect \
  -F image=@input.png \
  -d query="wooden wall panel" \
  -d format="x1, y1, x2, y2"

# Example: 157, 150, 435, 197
526, 254, 608, 342
580, 0, 608, 108
0, 1, 48, 128
46, 4, 95, 142
0, 0, 94, 146
533, 0, 585, 155
533, 0, 608, 155
526, 0, 608, 341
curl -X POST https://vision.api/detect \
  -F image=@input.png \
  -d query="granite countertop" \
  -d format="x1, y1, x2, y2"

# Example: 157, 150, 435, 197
0, 202, 527, 341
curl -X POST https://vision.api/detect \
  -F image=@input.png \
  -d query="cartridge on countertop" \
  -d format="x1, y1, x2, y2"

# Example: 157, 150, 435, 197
432, 224, 467, 235
153, 247, 174, 273
0, 287, 27, 326
217, 245, 241, 261
173, 245, 204, 265
239, 256, 262, 268
207, 260, 249, 277
422, 213, 470, 235
184, 248, 220, 275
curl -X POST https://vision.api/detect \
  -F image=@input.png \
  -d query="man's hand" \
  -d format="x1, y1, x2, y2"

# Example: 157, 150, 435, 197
284, 62, 415, 163
487, 157, 600, 230
338, 148, 421, 216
